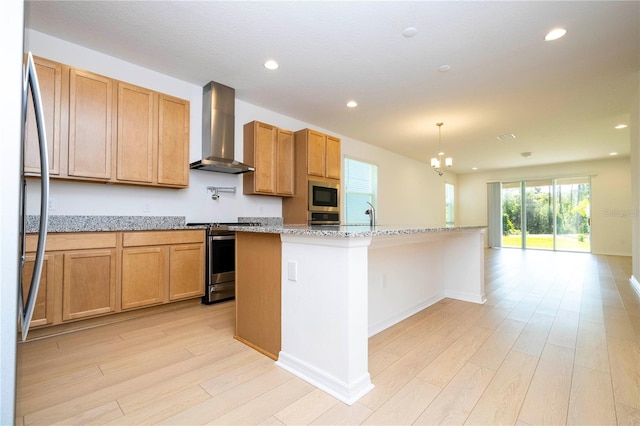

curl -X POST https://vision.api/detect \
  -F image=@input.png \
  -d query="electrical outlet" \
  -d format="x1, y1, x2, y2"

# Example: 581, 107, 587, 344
143, 203, 151, 212
287, 261, 298, 282
48, 198, 55, 211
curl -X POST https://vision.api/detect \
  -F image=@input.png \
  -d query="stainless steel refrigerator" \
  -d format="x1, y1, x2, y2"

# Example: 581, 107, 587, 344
0, 0, 50, 420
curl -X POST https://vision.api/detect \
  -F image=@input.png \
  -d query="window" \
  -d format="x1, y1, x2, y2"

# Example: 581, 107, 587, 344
500, 177, 591, 252
344, 158, 378, 224
445, 183, 455, 226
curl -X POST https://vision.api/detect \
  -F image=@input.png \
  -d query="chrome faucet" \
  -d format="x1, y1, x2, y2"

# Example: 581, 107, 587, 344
365, 201, 376, 228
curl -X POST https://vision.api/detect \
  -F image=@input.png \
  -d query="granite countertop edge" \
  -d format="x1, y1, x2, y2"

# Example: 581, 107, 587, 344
229, 224, 487, 238
25, 215, 198, 233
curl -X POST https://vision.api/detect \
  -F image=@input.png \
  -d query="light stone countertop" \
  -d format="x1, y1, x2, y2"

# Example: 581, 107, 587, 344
25, 215, 197, 233
229, 224, 487, 238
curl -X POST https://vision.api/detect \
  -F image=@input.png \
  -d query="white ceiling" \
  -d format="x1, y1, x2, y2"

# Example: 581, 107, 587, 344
25, 1, 639, 174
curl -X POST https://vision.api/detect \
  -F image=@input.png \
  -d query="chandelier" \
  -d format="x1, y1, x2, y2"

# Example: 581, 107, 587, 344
430, 122, 452, 176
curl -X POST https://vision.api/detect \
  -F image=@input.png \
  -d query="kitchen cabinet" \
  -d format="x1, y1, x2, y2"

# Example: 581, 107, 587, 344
243, 121, 294, 196
67, 67, 115, 180
22, 229, 203, 333
121, 247, 165, 310
282, 128, 341, 224
235, 231, 281, 360
24, 55, 62, 177
121, 230, 204, 310
297, 128, 341, 180
62, 248, 117, 321
24, 56, 190, 188
116, 82, 155, 184
25, 232, 118, 325
20, 254, 55, 328
116, 85, 190, 187
157, 94, 190, 187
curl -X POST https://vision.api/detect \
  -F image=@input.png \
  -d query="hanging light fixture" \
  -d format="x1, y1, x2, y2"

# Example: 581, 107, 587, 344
430, 122, 452, 176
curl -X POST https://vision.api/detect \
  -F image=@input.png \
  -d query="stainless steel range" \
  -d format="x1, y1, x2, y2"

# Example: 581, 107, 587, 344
186, 222, 260, 304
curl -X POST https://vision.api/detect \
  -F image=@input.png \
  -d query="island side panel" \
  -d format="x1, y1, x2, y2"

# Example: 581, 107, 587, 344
441, 229, 487, 304
235, 231, 281, 360
277, 234, 374, 405
367, 234, 447, 336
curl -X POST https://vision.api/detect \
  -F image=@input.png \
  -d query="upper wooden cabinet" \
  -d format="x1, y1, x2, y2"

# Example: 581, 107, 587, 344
243, 121, 294, 197
115, 86, 190, 187
67, 68, 115, 180
24, 56, 62, 176
295, 129, 341, 180
157, 94, 190, 187
24, 56, 190, 188
116, 82, 155, 184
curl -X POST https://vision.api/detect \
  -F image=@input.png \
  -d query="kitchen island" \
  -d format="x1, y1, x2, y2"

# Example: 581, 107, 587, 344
232, 224, 486, 405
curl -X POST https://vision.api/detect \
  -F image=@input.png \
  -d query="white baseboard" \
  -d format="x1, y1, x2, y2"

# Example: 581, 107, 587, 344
445, 289, 487, 304
275, 351, 374, 405
368, 294, 445, 337
631, 275, 640, 298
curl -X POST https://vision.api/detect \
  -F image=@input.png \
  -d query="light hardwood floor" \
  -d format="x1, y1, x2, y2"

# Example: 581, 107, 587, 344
16, 249, 640, 425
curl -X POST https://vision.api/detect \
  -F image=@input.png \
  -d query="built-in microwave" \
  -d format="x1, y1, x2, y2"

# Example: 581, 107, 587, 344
308, 180, 339, 213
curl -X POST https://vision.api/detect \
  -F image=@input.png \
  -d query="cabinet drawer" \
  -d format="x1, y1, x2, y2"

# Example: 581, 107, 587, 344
123, 229, 205, 247
26, 232, 117, 252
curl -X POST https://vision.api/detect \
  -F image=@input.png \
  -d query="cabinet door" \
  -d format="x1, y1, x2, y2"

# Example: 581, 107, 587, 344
325, 136, 341, 180
116, 82, 155, 183
68, 69, 114, 180
254, 122, 277, 194
169, 244, 204, 301
21, 254, 55, 328
157, 94, 189, 187
276, 128, 294, 196
24, 56, 62, 176
121, 247, 166, 310
62, 249, 116, 321
307, 130, 326, 178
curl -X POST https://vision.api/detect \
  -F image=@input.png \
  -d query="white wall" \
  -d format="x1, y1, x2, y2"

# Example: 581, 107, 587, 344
630, 72, 639, 281
24, 29, 450, 226
457, 157, 632, 256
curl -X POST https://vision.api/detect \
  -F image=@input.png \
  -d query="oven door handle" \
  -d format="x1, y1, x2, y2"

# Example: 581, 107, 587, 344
210, 235, 235, 241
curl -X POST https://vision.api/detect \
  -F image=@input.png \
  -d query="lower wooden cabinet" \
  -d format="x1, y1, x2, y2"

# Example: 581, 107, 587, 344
62, 249, 117, 320
121, 247, 166, 310
122, 229, 205, 310
23, 229, 205, 330
169, 244, 205, 300
21, 254, 55, 328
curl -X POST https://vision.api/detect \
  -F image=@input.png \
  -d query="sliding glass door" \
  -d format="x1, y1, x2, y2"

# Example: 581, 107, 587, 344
501, 177, 590, 252
525, 179, 554, 250
501, 182, 522, 248
555, 177, 591, 252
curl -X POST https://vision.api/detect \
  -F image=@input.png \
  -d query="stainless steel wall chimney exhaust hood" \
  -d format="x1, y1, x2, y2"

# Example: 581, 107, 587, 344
190, 81, 254, 174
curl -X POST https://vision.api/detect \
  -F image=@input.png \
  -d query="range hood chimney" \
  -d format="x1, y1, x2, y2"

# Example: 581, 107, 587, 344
189, 81, 254, 174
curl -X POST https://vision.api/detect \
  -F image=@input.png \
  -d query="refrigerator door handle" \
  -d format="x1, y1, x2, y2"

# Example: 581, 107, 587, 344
19, 52, 49, 341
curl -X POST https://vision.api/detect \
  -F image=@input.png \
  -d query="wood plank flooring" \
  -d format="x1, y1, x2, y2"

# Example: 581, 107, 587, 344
16, 249, 640, 425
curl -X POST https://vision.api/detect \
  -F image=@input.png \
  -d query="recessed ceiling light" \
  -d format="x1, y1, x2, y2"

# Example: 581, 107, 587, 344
402, 27, 417, 38
438, 65, 451, 72
497, 133, 516, 141
615, 124, 628, 129
609, 152, 618, 156
346, 100, 358, 108
264, 60, 279, 70
472, 167, 478, 171
545, 28, 567, 41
